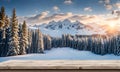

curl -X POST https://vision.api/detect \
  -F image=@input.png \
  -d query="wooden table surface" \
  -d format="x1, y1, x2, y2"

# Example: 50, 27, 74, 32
0, 60, 120, 72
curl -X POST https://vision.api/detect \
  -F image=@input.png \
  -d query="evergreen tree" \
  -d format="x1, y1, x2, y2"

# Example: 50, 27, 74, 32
62, 34, 67, 47
37, 29, 44, 53
27, 29, 32, 54
19, 21, 28, 55
30, 31, 35, 53
3, 15, 10, 56
7, 8, 20, 56
0, 6, 6, 56
115, 34, 120, 56
18, 23, 22, 39
0, 6, 5, 29
44, 35, 51, 50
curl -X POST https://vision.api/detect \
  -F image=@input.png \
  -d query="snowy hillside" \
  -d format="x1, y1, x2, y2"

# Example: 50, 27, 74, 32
31, 19, 106, 37
0, 47, 120, 62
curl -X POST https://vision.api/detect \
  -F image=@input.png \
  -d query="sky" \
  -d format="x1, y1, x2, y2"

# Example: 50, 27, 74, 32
0, 0, 120, 25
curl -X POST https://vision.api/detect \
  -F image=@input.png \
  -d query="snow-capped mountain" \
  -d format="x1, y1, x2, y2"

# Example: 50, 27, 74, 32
32, 19, 106, 37
44, 19, 85, 30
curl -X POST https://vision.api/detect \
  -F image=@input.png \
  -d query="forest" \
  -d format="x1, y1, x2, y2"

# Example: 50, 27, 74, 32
0, 6, 120, 57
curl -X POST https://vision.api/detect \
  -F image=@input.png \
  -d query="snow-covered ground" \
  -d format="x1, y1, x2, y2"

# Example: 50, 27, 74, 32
0, 47, 120, 62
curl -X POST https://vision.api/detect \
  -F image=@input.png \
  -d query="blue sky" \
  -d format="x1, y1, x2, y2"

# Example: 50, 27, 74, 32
0, 0, 118, 16
0, 0, 119, 25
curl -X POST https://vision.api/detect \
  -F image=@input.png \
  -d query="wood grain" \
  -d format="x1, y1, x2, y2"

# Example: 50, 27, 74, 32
0, 60, 120, 72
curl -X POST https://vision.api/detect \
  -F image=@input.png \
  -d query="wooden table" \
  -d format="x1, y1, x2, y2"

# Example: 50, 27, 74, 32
0, 60, 120, 72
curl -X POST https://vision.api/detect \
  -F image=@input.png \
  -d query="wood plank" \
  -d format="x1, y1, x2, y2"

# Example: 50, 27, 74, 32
0, 60, 120, 70
0, 69, 120, 72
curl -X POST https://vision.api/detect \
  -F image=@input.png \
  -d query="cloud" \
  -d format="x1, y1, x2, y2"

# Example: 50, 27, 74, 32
27, 11, 49, 20
99, 0, 113, 10
42, 12, 73, 22
18, 11, 120, 27
104, 0, 113, 10
19, 12, 74, 25
64, 0, 73, 5
18, 12, 104, 25
106, 17, 119, 21
104, 17, 120, 28
114, 3, 120, 8
84, 7, 92, 12
53, 6, 60, 12
18, 11, 49, 24
69, 15, 105, 24
99, 0, 110, 4
104, 0, 110, 4
105, 4, 113, 10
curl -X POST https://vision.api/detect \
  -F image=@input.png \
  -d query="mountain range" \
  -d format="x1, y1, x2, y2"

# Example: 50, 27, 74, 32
31, 19, 106, 37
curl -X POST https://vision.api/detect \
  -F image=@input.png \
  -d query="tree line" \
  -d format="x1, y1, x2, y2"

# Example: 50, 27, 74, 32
0, 6, 29, 56
0, 6, 120, 57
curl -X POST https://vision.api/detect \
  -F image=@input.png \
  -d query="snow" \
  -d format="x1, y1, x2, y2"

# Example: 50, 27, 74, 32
30, 19, 106, 37
30, 26, 105, 37
0, 47, 120, 62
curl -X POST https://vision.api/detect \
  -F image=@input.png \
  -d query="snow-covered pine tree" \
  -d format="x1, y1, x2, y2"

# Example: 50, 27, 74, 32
0, 6, 6, 56
98, 36, 103, 55
27, 29, 32, 54
48, 35, 52, 49
107, 36, 113, 54
3, 15, 10, 56
37, 29, 44, 53
34, 30, 37, 52
115, 34, 120, 56
19, 21, 28, 55
18, 23, 22, 40
103, 36, 108, 55
18, 23, 22, 53
58, 37, 62, 47
77, 38, 81, 50
70, 36, 74, 48
51, 37, 56, 48
7, 8, 20, 56
46, 35, 52, 50
57, 38, 61, 47
105, 36, 110, 54
67, 34, 73, 48
112, 35, 117, 55
43, 35, 47, 50
4, 16, 9, 28
80, 37, 85, 50
83, 37, 87, 50
0, 6, 5, 29
90, 37, 95, 53
100, 37, 106, 55
30, 30, 35, 53
74, 38, 78, 49
62, 34, 67, 47
94, 36, 101, 54
111, 36, 114, 54
66, 34, 69, 47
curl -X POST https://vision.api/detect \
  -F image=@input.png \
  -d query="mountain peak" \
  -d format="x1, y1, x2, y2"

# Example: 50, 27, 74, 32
62, 19, 71, 23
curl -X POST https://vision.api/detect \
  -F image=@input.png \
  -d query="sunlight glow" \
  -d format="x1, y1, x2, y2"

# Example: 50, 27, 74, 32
109, 22, 115, 28
106, 22, 118, 34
